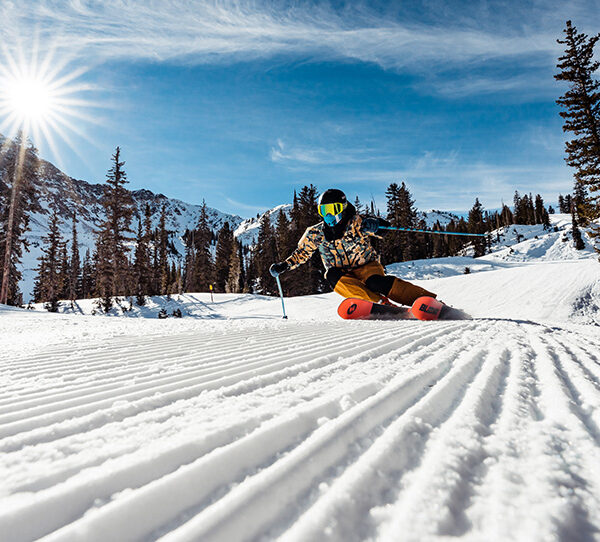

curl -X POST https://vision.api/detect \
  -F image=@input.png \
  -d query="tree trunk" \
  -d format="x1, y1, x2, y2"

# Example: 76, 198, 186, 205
0, 146, 24, 305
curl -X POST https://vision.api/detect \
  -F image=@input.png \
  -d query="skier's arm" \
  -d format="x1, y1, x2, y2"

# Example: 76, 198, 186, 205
285, 227, 319, 270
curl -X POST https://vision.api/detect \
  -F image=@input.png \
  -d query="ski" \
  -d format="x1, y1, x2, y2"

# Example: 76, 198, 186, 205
337, 297, 411, 320
338, 296, 470, 321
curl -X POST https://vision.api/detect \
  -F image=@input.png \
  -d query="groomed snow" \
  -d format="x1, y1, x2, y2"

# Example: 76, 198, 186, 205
1, 219, 600, 542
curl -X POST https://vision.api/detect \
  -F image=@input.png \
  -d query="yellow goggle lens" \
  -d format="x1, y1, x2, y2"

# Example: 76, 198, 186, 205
318, 202, 344, 217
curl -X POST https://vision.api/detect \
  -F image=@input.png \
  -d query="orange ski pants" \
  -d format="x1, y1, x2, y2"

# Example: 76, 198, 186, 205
332, 261, 436, 306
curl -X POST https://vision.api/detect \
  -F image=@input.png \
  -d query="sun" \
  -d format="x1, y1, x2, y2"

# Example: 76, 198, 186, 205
4, 74, 55, 124
0, 44, 100, 165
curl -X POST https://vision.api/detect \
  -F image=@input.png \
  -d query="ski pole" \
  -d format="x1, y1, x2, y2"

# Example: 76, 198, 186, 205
379, 226, 487, 237
275, 275, 288, 320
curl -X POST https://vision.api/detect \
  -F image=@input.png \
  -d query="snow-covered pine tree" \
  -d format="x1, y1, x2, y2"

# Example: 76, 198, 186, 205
0, 133, 39, 306
555, 20, 600, 234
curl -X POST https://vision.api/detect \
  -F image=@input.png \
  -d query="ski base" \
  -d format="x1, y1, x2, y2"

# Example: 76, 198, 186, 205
337, 298, 411, 320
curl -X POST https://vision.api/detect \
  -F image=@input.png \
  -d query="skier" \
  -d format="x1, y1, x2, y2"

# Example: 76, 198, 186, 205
269, 188, 437, 307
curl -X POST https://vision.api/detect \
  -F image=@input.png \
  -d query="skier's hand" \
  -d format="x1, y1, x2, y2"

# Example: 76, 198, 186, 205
362, 217, 380, 233
270, 261, 289, 277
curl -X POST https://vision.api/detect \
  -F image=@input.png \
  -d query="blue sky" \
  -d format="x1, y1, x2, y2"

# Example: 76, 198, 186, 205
1, 0, 599, 216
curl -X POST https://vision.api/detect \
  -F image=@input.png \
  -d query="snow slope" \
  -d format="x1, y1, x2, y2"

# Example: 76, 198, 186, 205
2, 246, 600, 541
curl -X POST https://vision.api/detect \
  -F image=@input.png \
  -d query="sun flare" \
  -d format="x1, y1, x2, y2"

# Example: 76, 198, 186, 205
4, 75, 55, 122
0, 45, 100, 164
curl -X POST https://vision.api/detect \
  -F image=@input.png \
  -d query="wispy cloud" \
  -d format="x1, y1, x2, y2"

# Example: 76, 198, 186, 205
1, 1, 589, 75
270, 139, 378, 166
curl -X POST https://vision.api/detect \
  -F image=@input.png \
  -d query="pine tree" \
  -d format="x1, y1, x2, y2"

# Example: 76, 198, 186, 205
555, 20, 600, 228
468, 198, 486, 256
432, 221, 448, 258
69, 212, 81, 303
558, 194, 566, 213
226, 239, 243, 293
255, 213, 278, 295
99, 147, 134, 301
182, 228, 196, 293
0, 133, 39, 305
274, 209, 292, 260
214, 222, 234, 292
58, 242, 70, 301
354, 196, 363, 214
156, 204, 169, 295
381, 182, 419, 264
81, 249, 95, 299
513, 191, 530, 224
36, 206, 64, 312
190, 201, 214, 291
572, 202, 586, 250
133, 211, 151, 305
399, 183, 419, 260
573, 181, 589, 228
534, 194, 550, 228
382, 183, 403, 264
94, 225, 114, 312
500, 204, 514, 227
564, 194, 573, 213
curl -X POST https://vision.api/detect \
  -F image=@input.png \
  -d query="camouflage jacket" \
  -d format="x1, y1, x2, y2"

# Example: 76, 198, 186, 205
286, 214, 379, 271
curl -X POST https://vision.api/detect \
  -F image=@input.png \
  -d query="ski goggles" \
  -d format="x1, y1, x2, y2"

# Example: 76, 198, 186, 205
318, 202, 346, 218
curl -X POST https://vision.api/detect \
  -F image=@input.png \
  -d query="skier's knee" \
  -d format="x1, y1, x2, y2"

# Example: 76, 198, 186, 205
365, 274, 395, 295
325, 267, 344, 288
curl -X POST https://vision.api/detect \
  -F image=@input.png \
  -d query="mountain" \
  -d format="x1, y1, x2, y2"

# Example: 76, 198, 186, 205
233, 204, 293, 245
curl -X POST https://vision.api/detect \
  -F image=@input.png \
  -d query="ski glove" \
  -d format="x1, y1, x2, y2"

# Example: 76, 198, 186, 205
270, 261, 289, 277
362, 217, 390, 234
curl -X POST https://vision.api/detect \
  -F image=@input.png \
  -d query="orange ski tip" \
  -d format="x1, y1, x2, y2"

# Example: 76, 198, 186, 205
410, 296, 444, 321
337, 298, 373, 320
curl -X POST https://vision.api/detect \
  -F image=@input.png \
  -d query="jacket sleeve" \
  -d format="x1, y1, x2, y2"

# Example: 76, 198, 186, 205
285, 227, 319, 270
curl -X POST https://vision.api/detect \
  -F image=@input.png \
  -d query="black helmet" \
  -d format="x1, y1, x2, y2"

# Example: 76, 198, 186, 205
318, 189, 348, 226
